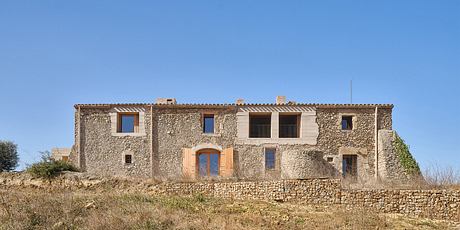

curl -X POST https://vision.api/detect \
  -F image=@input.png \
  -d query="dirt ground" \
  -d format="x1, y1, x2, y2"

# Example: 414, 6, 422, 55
0, 187, 459, 230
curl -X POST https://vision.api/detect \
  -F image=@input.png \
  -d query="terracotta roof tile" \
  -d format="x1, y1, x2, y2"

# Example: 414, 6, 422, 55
74, 102, 393, 109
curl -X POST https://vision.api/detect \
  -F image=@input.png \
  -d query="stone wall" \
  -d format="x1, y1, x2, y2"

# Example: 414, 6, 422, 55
150, 179, 341, 204
78, 107, 153, 178
281, 150, 336, 179
235, 144, 321, 180
378, 130, 412, 182
316, 108, 392, 181
1, 173, 458, 221
342, 189, 460, 221
73, 104, 396, 182
154, 107, 237, 180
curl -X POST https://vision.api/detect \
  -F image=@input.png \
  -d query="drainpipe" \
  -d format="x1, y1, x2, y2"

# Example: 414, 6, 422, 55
374, 106, 379, 180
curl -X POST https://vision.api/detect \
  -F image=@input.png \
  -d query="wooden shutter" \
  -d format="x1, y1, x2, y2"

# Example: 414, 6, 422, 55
220, 147, 234, 177
134, 114, 140, 133
182, 148, 196, 180
117, 114, 122, 132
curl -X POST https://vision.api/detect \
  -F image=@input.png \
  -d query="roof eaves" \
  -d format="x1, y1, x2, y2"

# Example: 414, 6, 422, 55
74, 103, 394, 109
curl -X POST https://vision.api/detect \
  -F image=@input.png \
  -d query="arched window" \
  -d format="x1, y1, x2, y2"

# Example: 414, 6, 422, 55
196, 149, 220, 177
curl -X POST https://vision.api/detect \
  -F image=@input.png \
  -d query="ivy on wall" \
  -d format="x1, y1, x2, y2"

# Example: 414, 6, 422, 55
393, 133, 421, 176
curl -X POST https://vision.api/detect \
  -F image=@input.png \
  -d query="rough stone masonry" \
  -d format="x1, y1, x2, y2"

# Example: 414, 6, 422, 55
68, 96, 411, 183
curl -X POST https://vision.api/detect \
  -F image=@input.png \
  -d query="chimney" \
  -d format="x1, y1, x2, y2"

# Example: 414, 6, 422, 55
156, 98, 177, 105
276, 96, 286, 105
236, 98, 245, 105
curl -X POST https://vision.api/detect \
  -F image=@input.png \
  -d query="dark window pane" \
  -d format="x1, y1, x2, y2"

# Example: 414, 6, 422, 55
124, 155, 132, 164
203, 115, 214, 133
341, 116, 353, 130
265, 149, 276, 170
199, 154, 208, 177
279, 114, 300, 138
342, 155, 357, 179
210, 153, 219, 176
249, 114, 271, 138
121, 115, 135, 133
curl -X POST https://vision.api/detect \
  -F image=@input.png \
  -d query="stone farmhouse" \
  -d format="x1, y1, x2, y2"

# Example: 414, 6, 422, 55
68, 96, 410, 182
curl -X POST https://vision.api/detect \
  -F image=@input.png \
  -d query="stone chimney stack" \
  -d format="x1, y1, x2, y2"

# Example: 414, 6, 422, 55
156, 98, 177, 105
236, 98, 245, 105
276, 96, 286, 105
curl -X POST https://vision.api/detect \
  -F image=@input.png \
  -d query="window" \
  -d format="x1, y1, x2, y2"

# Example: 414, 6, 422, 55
117, 113, 139, 133
62, 156, 69, 162
124, 154, 132, 164
203, 114, 215, 134
341, 116, 353, 130
279, 114, 300, 138
265, 148, 276, 170
342, 155, 357, 179
197, 151, 220, 177
327, 157, 333, 162
249, 114, 271, 138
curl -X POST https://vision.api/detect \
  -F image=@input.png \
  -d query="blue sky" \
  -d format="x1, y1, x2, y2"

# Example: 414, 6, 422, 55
0, 1, 458, 170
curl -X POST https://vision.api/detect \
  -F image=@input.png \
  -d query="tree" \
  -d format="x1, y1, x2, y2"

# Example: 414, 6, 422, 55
0, 141, 19, 172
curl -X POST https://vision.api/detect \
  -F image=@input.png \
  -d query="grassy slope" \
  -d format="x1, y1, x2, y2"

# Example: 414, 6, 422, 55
0, 188, 458, 230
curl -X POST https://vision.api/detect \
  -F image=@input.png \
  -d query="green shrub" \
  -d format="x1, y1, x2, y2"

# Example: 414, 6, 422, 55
393, 133, 421, 176
0, 140, 19, 172
26, 151, 78, 179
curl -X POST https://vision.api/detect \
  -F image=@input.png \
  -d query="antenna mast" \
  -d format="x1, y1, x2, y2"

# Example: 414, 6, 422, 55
350, 80, 353, 104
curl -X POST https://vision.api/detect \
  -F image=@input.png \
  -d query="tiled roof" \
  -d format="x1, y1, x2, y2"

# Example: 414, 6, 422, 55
74, 103, 393, 109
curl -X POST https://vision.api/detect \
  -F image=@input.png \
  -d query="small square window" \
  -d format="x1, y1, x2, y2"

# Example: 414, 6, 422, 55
341, 116, 353, 130
327, 157, 333, 162
265, 148, 276, 170
117, 113, 139, 133
203, 114, 215, 134
124, 154, 132, 164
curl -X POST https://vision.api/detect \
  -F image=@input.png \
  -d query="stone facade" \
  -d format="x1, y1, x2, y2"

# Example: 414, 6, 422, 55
70, 99, 406, 183
79, 108, 153, 177
154, 107, 237, 180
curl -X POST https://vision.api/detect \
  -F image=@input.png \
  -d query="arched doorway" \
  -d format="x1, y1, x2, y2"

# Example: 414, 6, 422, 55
196, 149, 220, 177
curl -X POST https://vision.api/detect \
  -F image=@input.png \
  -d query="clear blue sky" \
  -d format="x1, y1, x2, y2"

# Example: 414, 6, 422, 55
0, 1, 458, 171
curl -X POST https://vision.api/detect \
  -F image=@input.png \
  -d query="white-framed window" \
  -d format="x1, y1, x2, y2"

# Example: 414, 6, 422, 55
110, 108, 146, 137
117, 113, 139, 133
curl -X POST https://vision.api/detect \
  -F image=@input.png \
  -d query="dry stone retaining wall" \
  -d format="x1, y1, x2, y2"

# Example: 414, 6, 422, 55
1, 173, 458, 221
342, 189, 460, 221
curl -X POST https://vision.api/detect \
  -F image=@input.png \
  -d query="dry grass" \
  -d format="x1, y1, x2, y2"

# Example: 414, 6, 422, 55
0, 188, 457, 230
422, 164, 460, 189
340, 164, 460, 190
